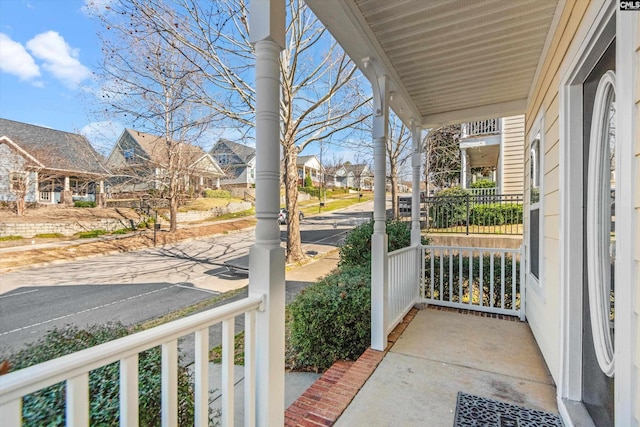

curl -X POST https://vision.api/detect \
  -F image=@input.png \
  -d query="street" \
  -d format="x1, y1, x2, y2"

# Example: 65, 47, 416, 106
0, 202, 373, 353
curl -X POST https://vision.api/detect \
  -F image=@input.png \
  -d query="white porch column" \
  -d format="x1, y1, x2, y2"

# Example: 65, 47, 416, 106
249, 1, 285, 425
371, 74, 389, 351
64, 176, 70, 191
410, 122, 422, 246
34, 171, 39, 202
460, 148, 468, 188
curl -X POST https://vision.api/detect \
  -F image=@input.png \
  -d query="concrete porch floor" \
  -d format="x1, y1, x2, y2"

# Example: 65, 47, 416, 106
334, 307, 558, 426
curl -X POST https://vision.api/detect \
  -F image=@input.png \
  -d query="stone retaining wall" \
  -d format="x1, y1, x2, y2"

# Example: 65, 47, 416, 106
1, 218, 134, 238
175, 201, 252, 223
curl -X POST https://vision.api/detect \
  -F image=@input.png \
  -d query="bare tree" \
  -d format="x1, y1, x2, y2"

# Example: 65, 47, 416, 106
96, 0, 369, 262
92, 3, 216, 232
386, 116, 412, 219
424, 125, 462, 193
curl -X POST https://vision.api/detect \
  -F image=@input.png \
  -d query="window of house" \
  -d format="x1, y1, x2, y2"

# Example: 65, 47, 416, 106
124, 148, 135, 163
10, 171, 27, 191
529, 117, 543, 286
218, 153, 228, 165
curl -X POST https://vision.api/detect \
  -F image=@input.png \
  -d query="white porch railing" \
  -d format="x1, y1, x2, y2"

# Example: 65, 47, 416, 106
467, 187, 497, 196
0, 295, 264, 427
387, 245, 420, 334
461, 118, 501, 138
420, 245, 525, 320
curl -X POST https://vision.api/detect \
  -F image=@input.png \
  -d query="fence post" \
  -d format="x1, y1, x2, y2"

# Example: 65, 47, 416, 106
465, 194, 470, 235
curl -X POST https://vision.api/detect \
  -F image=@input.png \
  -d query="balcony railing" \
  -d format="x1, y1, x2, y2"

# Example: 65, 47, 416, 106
0, 295, 264, 426
420, 245, 525, 319
461, 119, 501, 138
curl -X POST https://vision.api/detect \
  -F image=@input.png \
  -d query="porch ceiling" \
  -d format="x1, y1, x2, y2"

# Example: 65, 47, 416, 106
305, 0, 561, 128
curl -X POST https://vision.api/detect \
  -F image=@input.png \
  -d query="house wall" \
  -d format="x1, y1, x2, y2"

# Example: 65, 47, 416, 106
0, 143, 37, 202
523, 0, 591, 385
500, 115, 525, 195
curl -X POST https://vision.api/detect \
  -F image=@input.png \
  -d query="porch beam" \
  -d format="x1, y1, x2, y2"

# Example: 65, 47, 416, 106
249, 1, 286, 425
371, 73, 389, 351
410, 121, 422, 246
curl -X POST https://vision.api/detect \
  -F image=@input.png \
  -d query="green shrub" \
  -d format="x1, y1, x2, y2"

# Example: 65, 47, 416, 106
76, 229, 107, 239
74, 201, 96, 208
429, 186, 470, 228
5, 324, 199, 426
339, 219, 427, 268
110, 228, 131, 235
469, 179, 496, 189
0, 235, 23, 242
203, 189, 231, 198
303, 175, 313, 188
287, 265, 371, 371
34, 233, 64, 238
469, 203, 523, 226
298, 186, 324, 198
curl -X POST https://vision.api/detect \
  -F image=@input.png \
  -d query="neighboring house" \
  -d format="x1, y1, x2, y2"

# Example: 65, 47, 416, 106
209, 139, 256, 188
335, 163, 373, 189
296, 155, 322, 186
0, 118, 108, 205
459, 115, 524, 195
105, 129, 224, 195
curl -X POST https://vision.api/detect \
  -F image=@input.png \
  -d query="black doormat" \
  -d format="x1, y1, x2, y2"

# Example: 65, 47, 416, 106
453, 392, 563, 427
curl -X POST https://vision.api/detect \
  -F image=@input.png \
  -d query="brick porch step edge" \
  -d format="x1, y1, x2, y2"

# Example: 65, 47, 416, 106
285, 307, 419, 426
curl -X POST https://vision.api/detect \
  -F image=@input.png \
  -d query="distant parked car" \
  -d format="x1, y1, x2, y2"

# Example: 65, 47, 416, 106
278, 208, 304, 224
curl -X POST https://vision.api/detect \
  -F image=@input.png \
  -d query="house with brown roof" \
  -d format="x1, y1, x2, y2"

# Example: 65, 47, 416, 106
0, 118, 109, 207
209, 139, 256, 188
105, 129, 225, 197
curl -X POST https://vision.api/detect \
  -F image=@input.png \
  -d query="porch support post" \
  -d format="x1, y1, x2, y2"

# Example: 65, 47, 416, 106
249, 1, 286, 425
460, 149, 467, 188
410, 121, 422, 246
371, 74, 389, 351
98, 180, 105, 208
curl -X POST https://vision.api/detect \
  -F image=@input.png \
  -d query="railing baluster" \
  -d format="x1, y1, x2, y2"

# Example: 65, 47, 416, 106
448, 249, 453, 302
162, 340, 178, 427
512, 254, 517, 311
66, 373, 89, 427
244, 310, 256, 427
490, 252, 495, 307
468, 249, 473, 306
430, 248, 434, 299
479, 250, 484, 306
439, 249, 443, 300
1, 399, 21, 426
120, 354, 139, 427
501, 252, 506, 309
222, 318, 235, 427
194, 328, 209, 427
458, 249, 463, 303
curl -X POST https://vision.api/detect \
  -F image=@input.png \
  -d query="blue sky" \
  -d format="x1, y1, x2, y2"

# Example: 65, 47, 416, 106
0, 0, 125, 152
0, 0, 373, 166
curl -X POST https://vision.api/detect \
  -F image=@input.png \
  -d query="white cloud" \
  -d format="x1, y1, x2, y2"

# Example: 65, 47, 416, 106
0, 33, 41, 83
26, 31, 92, 87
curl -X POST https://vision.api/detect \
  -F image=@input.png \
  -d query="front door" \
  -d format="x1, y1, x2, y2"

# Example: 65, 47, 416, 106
581, 40, 615, 427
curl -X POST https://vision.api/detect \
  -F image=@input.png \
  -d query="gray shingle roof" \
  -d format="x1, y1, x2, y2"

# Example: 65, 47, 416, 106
210, 139, 256, 164
0, 118, 108, 175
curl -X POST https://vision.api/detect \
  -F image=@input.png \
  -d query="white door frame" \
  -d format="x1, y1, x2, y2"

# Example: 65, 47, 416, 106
558, 1, 636, 425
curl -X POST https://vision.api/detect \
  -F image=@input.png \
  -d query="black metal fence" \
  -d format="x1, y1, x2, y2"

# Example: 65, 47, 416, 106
398, 193, 523, 235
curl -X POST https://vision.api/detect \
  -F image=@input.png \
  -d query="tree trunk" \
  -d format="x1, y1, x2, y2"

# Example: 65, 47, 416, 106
16, 198, 25, 216
169, 194, 178, 233
283, 148, 304, 263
